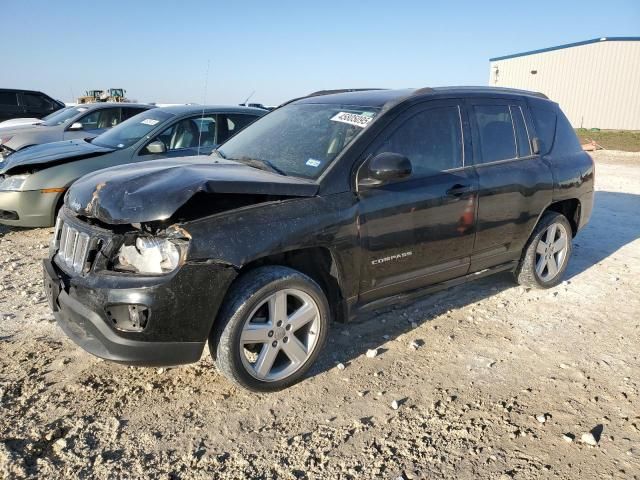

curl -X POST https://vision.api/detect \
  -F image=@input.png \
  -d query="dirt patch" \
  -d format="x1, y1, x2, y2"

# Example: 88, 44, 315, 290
1, 151, 639, 479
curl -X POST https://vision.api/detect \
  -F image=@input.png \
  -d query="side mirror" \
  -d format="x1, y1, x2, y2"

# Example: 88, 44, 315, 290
145, 140, 166, 154
366, 152, 412, 183
531, 137, 541, 155
68, 122, 83, 131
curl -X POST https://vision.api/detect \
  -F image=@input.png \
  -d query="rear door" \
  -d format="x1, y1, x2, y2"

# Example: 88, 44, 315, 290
467, 98, 553, 271
357, 100, 478, 303
0, 91, 23, 121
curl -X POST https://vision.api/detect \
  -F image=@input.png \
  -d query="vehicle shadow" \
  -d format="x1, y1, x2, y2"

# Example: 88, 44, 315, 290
565, 191, 640, 279
309, 190, 640, 380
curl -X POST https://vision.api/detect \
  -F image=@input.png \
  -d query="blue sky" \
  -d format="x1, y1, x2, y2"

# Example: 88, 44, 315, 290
3, 0, 638, 105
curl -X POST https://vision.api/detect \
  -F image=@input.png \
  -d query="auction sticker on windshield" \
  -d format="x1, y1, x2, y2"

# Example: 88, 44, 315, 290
141, 119, 160, 126
330, 111, 374, 128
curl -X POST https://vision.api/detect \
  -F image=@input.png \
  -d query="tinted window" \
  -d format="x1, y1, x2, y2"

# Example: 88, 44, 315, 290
510, 105, 531, 157
23, 93, 52, 109
78, 108, 122, 130
530, 105, 557, 155
0, 92, 18, 106
218, 114, 258, 144
375, 106, 463, 175
122, 107, 149, 120
552, 110, 582, 155
474, 105, 517, 163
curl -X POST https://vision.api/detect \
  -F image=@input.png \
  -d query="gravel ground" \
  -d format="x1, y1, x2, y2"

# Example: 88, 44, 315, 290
1, 150, 639, 479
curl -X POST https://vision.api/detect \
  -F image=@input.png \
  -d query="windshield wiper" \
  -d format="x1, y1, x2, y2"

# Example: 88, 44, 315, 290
228, 156, 287, 176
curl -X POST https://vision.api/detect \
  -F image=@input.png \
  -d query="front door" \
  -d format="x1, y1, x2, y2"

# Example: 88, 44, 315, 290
357, 100, 478, 303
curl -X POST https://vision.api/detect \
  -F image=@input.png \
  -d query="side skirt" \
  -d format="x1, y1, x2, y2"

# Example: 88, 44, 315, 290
350, 261, 518, 319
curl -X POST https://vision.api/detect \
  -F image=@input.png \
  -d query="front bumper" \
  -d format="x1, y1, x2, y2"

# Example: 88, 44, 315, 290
0, 189, 60, 227
43, 256, 237, 367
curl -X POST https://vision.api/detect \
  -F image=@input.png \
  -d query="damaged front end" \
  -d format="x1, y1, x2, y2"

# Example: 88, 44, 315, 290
44, 206, 237, 366
44, 157, 319, 366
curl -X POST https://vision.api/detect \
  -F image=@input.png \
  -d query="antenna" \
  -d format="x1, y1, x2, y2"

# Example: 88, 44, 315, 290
241, 90, 255, 105
196, 59, 211, 156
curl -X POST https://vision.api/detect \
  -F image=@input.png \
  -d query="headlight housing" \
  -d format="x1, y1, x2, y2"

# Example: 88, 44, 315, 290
114, 236, 186, 274
0, 174, 29, 192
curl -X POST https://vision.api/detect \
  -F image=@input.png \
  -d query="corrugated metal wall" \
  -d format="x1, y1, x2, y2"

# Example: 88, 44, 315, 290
489, 40, 640, 130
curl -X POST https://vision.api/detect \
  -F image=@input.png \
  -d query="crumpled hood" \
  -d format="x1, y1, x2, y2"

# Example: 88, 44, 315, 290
0, 139, 114, 174
66, 157, 319, 224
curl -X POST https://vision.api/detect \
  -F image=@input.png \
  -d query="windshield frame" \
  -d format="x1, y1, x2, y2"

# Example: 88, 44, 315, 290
217, 102, 381, 181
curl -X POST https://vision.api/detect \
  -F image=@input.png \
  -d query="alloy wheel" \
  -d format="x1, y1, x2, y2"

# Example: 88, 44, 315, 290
239, 288, 321, 382
535, 222, 569, 282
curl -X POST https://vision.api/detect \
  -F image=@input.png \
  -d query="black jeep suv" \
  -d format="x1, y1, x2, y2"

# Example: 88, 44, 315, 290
44, 87, 594, 391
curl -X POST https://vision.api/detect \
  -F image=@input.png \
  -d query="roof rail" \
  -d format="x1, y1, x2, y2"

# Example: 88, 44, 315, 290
278, 88, 387, 108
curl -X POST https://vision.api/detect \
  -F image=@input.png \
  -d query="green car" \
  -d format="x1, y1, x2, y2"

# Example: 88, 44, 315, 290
0, 105, 266, 227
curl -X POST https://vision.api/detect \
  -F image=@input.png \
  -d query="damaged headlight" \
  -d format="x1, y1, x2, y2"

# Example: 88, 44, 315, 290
114, 237, 185, 274
0, 174, 29, 192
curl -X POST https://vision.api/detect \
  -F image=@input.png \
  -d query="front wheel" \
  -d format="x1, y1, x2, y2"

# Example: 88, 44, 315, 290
515, 211, 573, 289
210, 266, 330, 392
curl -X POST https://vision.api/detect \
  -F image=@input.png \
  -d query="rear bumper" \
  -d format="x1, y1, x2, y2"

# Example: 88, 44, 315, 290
0, 190, 59, 227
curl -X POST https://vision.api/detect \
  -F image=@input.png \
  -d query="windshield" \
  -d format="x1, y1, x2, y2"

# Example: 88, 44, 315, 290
217, 103, 380, 179
92, 110, 173, 149
42, 106, 90, 126
42, 106, 72, 121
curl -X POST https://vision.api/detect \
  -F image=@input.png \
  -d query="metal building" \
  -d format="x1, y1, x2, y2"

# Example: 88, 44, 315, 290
489, 37, 640, 130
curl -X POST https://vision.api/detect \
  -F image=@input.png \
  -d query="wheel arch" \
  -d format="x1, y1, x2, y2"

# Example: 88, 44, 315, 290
236, 246, 348, 323
544, 198, 581, 236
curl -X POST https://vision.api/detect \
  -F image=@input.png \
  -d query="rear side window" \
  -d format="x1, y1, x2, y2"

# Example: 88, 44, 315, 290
474, 105, 517, 162
553, 110, 582, 155
375, 106, 463, 175
0, 92, 18, 106
530, 105, 557, 154
23, 93, 54, 109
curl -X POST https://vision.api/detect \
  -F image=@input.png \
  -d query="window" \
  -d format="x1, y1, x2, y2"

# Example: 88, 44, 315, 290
530, 105, 557, 155
92, 110, 173, 149
0, 92, 18, 106
121, 107, 148, 120
552, 110, 582, 155
218, 104, 380, 179
474, 105, 517, 163
78, 108, 122, 130
23, 93, 53, 109
151, 116, 213, 152
510, 105, 531, 157
374, 106, 463, 176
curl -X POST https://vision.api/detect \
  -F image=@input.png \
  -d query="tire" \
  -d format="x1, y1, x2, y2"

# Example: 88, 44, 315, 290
210, 266, 330, 392
515, 211, 573, 289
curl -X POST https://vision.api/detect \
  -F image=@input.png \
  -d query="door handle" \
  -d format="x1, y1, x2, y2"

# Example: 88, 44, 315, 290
446, 184, 473, 197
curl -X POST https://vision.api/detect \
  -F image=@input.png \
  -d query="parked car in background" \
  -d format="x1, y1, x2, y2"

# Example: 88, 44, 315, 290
0, 106, 74, 129
0, 103, 153, 159
0, 105, 265, 227
0, 88, 65, 123
43, 87, 594, 392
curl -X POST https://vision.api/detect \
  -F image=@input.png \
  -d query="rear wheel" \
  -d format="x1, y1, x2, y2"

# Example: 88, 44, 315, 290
515, 211, 572, 288
210, 266, 330, 392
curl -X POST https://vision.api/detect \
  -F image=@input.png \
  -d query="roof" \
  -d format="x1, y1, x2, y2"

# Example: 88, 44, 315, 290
490, 36, 640, 61
154, 104, 267, 115
73, 102, 152, 110
292, 86, 550, 109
